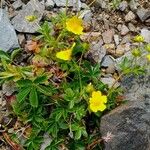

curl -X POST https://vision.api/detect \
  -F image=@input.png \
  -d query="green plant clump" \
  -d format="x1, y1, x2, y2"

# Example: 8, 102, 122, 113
0, 10, 149, 150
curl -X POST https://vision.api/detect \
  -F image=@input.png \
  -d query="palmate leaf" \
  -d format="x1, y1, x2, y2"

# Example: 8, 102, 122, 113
34, 75, 48, 84
17, 87, 31, 102
36, 85, 53, 96
29, 87, 38, 107
17, 79, 32, 87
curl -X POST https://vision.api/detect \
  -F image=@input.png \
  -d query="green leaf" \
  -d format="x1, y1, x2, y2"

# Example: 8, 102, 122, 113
0, 50, 10, 61
36, 85, 52, 96
10, 48, 21, 61
34, 76, 48, 84
17, 79, 32, 87
75, 129, 82, 140
17, 87, 31, 102
69, 100, 74, 109
29, 87, 38, 107
72, 40, 88, 55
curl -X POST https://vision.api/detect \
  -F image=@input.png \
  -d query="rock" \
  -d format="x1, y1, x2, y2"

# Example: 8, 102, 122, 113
136, 8, 150, 22
101, 55, 115, 67
125, 11, 136, 22
121, 25, 129, 35
0, 9, 19, 51
128, 23, 137, 32
12, 0, 23, 10
11, 0, 45, 33
119, 1, 128, 11
141, 28, 150, 43
102, 29, 114, 44
88, 41, 106, 63
80, 9, 92, 22
100, 75, 150, 150
80, 32, 101, 42
2, 81, 16, 96
45, 0, 55, 9
117, 24, 122, 32
101, 77, 120, 88
95, 0, 108, 9
104, 44, 115, 50
117, 43, 130, 53
54, 0, 82, 9
81, 3, 90, 9
18, 33, 25, 46
114, 34, 120, 46
129, 0, 139, 12
105, 65, 116, 74
101, 55, 116, 74
121, 34, 131, 44
40, 133, 52, 150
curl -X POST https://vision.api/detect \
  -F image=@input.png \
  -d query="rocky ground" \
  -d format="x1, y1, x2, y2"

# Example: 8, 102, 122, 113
0, 0, 150, 149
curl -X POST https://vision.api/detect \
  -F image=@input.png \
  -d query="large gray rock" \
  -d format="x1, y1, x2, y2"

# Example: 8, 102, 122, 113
11, 0, 45, 33
0, 9, 19, 51
100, 75, 150, 150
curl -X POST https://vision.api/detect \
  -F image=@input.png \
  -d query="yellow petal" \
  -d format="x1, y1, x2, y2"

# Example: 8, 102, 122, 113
92, 91, 102, 99
101, 96, 107, 103
66, 16, 83, 35
90, 103, 99, 112
98, 104, 106, 111
56, 49, 72, 61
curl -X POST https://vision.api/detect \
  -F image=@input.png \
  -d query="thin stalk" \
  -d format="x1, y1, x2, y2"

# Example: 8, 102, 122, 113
65, 0, 69, 15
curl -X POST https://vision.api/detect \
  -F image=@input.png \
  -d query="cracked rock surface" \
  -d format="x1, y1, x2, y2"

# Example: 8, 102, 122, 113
100, 75, 150, 150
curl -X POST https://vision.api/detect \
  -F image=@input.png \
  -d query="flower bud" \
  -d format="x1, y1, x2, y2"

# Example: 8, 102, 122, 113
86, 83, 95, 93
145, 44, 150, 52
146, 54, 150, 61
133, 35, 144, 43
132, 48, 141, 57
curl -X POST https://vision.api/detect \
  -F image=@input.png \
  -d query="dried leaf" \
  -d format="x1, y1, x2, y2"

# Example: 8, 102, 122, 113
2, 132, 24, 150
25, 40, 40, 53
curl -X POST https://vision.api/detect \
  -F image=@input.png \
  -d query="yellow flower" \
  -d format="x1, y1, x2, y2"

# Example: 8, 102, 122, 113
56, 49, 72, 61
89, 91, 107, 112
66, 16, 83, 35
133, 35, 144, 42
56, 43, 75, 61
146, 54, 150, 61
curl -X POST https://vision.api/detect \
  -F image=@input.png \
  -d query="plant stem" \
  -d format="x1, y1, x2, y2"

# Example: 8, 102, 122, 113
65, 0, 69, 15
86, 138, 103, 150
